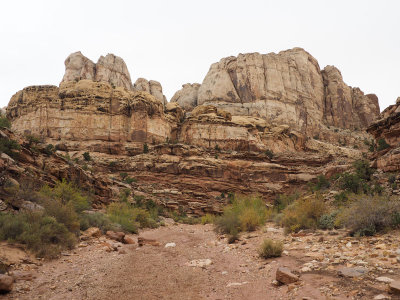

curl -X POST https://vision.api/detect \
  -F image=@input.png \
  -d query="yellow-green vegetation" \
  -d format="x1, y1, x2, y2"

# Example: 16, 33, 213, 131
200, 213, 215, 224
0, 115, 11, 128
335, 194, 400, 236
214, 195, 271, 242
258, 238, 283, 258
280, 193, 327, 234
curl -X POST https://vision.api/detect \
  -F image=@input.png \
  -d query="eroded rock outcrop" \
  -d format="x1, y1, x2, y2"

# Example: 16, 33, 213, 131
197, 48, 379, 133
170, 83, 200, 112
61, 52, 133, 90
367, 97, 400, 171
7, 80, 175, 154
133, 78, 167, 106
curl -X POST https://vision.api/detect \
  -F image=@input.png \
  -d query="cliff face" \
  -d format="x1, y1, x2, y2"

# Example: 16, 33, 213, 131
188, 48, 379, 133
7, 80, 177, 154
5, 48, 380, 214
367, 97, 400, 171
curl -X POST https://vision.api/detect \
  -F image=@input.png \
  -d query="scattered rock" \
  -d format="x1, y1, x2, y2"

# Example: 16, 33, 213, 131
376, 276, 394, 283
165, 242, 176, 248
81, 227, 102, 240
106, 231, 125, 242
0, 274, 14, 293
276, 267, 299, 284
185, 259, 212, 268
226, 282, 248, 287
374, 294, 391, 300
123, 235, 135, 245
137, 237, 160, 247
389, 281, 400, 294
338, 267, 368, 278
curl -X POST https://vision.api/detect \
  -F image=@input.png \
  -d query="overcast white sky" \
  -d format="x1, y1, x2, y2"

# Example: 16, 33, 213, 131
0, 0, 399, 111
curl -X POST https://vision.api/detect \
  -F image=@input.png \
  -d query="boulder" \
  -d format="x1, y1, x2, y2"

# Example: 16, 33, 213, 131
137, 237, 160, 247
275, 267, 299, 284
390, 281, 400, 294
338, 267, 368, 278
123, 235, 135, 245
0, 274, 13, 293
134, 78, 167, 105
81, 227, 102, 240
106, 231, 125, 242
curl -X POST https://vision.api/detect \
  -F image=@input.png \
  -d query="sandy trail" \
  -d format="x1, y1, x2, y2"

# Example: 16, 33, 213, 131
2, 223, 392, 300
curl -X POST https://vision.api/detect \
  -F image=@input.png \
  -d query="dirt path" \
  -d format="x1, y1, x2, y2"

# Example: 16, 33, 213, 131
2, 223, 396, 300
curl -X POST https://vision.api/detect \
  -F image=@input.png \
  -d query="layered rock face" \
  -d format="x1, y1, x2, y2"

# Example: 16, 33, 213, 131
62, 52, 133, 90
7, 80, 176, 154
367, 97, 400, 171
195, 48, 379, 133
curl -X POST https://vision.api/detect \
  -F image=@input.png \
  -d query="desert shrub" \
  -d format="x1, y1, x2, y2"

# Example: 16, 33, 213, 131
40, 197, 80, 235
119, 172, 128, 180
377, 138, 390, 151
258, 238, 283, 258
0, 116, 11, 128
337, 195, 400, 236
201, 213, 215, 224
318, 211, 338, 230
214, 195, 269, 240
265, 149, 274, 159
119, 188, 131, 202
82, 152, 91, 161
280, 194, 327, 233
0, 137, 21, 158
389, 174, 397, 184
143, 143, 149, 153
0, 212, 76, 258
40, 179, 91, 213
353, 160, 374, 181
43, 144, 55, 155
19, 214, 76, 258
215, 144, 221, 152
107, 202, 138, 233
79, 212, 116, 232
339, 173, 362, 194
124, 177, 137, 184
333, 191, 349, 206
313, 175, 330, 191
274, 193, 299, 212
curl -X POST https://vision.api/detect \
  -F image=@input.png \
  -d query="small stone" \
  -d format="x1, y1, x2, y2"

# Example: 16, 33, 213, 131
165, 242, 176, 248
338, 267, 368, 278
346, 242, 352, 248
301, 266, 311, 273
374, 294, 391, 300
185, 259, 212, 268
276, 267, 299, 285
376, 276, 394, 283
123, 235, 135, 245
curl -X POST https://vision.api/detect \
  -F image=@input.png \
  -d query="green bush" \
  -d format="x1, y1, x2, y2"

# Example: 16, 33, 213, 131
0, 212, 76, 258
258, 238, 283, 258
43, 144, 55, 155
389, 174, 397, 184
280, 194, 327, 233
0, 116, 11, 128
353, 160, 374, 181
119, 172, 128, 180
107, 202, 138, 233
201, 213, 215, 224
333, 191, 349, 206
265, 149, 274, 159
340, 173, 362, 194
377, 138, 390, 151
79, 212, 116, 232
214, 195, 270, 241
0, 137, 21, 158
82, 152, 91, 161
143, 143, 149, 153
274, 193, 299, 212
337, 195, 400, 236
313, 175, 330, 191
318, 211, 338, 230
40, 180, 91, 213
124, 177, 137, 184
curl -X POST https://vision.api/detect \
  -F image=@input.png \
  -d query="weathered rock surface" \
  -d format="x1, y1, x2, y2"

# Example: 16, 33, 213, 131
197, 48, 379, 133
133, 78, 167, 106
61, 52, 133, 90
0, 274, 13, 293
367, 97, 400, 171
276, 267, 299, 284
170, 83, 201, 112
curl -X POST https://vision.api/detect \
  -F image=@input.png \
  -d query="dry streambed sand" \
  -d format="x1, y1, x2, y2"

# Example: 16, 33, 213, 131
2, 223, 400, 300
